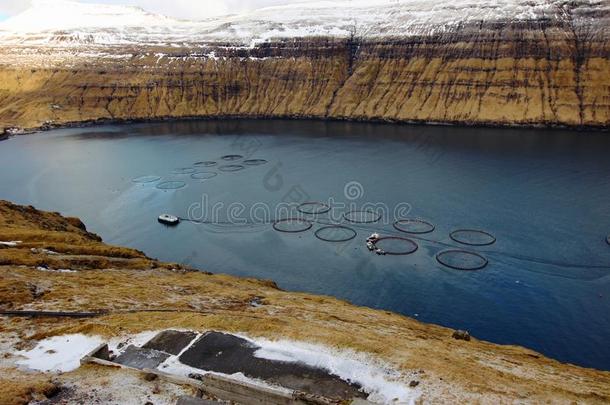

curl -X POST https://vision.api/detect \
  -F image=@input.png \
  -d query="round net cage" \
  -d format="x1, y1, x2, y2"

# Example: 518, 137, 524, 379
374, 237, 419, 255
191, 171, 218, 180
272, 218, 313, 233
221, 154, 244, 161
315, 225, 357, 242
194, 161, 217, 167
343, 210, 382, 224
132, 175, 161, 184
243, 159, 268, 166
172, 167, 196, 175
297, 202, 331, 215
219, 164, 246, 172
156, 181, 187, 190
436, 250, 488, 271
393, 218, 435, 234
450, 229, 496, 246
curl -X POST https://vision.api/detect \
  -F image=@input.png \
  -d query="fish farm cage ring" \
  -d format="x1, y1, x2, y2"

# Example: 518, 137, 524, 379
450, 229, 496, 246
343, 210, 382, 224
243, 159, 268, 166
191, 171, 218, 180
393, 219, 435, 234
436, 250, 488, 271
132, 175, 161, 184
272, 218, 313, 233
315, 225, 357, 242
221, 154, 244, 161
374, 237, 419, 255
156, 181, 187, 190
219, 164, 246, 172
297, 202, 331, 215
172, 167, 196, 175
194, 161, 217, 167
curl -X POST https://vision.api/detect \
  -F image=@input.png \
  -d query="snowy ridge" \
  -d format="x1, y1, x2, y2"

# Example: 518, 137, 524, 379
0, 0, 602, 47
1, 0, 175, 33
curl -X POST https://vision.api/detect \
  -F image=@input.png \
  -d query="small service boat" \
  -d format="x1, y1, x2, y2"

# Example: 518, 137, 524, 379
158, 214, 180, 225
367, 232, 380, 242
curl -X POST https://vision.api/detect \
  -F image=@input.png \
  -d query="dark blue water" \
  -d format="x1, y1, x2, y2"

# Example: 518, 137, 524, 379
1, 120, 609, 370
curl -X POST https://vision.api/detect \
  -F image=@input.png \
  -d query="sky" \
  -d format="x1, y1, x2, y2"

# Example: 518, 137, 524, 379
0, 0, 305, 20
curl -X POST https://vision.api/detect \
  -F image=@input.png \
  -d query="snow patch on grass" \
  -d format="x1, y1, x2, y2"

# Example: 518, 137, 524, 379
36, 266, 77, 273
15, 334, 103, 372
108, 329, 160, 352
0, 240, 21, 247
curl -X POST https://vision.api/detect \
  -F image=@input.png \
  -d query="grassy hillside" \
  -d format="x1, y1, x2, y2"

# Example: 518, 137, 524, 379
1, 200, 610, 403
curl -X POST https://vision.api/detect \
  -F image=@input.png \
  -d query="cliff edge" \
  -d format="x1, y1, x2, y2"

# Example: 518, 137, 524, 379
1, 200, 610, 403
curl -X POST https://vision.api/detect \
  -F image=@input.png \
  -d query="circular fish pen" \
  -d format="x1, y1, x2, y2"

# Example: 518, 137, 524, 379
436, 250, 488, 271
297, 202, 331, 215
243, 159, 268, 166
172, 167, 196, 175
450, 229, 496, 246
315, 225, 357, 242
156, 181, 187, 190
191, 171, 218, 180
221, 154, 244, 161
218, 164, 246, 172
393, 219, 435, 234
343, 210, 382, 224
132, 175, 161, 184
194, 161, 217, 167
374, 237, 419, 255
272, 218, 313, 233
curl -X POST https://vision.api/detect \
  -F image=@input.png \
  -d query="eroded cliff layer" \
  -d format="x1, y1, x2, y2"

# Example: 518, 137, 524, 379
0, 2, 608, 129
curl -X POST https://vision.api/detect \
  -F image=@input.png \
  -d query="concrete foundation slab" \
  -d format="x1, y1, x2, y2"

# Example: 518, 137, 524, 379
114, 345, 170, 369
178, 332, 365, 400
143, 330, 198, 355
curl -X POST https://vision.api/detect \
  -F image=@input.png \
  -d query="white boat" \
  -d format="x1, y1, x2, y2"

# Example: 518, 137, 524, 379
158, 214, 180, 225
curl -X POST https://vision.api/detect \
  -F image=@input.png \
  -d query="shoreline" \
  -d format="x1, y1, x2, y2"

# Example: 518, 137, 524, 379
3, 113, 609, 138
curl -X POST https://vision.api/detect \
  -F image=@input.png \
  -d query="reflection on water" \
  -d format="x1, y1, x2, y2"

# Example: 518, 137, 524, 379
1, 120, 610, 369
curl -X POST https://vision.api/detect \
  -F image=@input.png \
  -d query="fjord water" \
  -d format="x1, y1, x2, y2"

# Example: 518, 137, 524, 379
1, 120, 609, 370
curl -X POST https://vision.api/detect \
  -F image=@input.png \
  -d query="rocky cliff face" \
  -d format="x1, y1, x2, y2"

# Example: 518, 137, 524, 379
0, 0, 608, 129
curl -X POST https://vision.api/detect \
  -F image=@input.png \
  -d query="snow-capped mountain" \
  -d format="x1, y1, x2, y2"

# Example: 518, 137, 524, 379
1, 0, 607, 47
0, 0, 607, 130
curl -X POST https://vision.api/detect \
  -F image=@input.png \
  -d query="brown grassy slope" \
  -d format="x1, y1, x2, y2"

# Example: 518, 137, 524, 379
1, 200, 610, 403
